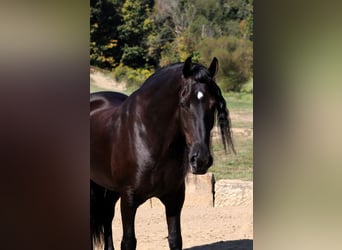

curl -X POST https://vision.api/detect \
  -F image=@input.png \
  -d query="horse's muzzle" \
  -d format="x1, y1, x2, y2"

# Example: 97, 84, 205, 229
189, 144, 213, 175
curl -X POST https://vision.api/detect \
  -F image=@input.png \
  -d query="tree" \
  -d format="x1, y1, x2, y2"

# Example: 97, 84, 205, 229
155, 0, 253, 64
246, 0, 253, 40
90, 0, 123, 68
198, 36, 253, 91
147, 1, 176, 66
117, 0, 155, 68
90, 0, 253, 91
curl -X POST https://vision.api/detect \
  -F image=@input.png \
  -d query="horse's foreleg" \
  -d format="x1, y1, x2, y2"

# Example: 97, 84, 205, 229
120, 193, 139, 250
160, 184, 185, 250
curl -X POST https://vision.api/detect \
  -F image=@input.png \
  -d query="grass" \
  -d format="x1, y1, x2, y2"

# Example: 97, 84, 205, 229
90, 72, 253, 181
224, 91, 253, 110
210, 91, 253, 181
211, 133, 253, 181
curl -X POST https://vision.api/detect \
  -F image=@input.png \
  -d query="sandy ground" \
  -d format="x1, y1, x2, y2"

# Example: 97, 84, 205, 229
94, 202, 253, 250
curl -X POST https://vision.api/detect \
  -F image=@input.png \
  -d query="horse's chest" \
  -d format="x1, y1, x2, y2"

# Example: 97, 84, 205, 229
137, 162, 186, 198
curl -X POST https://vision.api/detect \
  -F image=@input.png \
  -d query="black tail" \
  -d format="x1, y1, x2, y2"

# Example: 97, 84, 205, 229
90, 181, 118, 248
90, 181, 105, 247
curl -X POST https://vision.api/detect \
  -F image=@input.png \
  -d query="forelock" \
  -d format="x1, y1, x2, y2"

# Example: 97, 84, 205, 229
192, 64, 212, 83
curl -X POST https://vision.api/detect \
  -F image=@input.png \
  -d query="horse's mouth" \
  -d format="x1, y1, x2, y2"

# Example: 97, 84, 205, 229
190, 167, 208, 175
189, 156, 213, 175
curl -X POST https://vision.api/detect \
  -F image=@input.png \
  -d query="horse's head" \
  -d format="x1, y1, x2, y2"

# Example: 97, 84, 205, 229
179, 57, 235, 174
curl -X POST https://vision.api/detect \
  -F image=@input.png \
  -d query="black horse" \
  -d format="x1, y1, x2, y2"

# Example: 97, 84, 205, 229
90, 57, 235, 250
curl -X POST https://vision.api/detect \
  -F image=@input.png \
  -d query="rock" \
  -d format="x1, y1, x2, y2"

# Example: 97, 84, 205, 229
214, 179, 253, 207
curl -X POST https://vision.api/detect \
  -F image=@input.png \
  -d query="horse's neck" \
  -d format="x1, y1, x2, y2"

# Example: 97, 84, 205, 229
143, 81, 180, 122
134, 82, 182, 153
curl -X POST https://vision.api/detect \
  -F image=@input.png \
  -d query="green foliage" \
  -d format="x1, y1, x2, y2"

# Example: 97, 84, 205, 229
112, 64, 154, 89
90, 0, 253, 92
90, 0, 123, 68
241, 78, 253, 93
159, 42, 180, 66
120, 45, 145, 68
118, 0, 155, 68
246, 0, 253, 40
198, 36, 253, 92
112, 64, 129, 83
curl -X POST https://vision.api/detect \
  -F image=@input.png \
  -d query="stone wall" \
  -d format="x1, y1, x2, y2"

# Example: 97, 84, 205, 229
214, 179, 253, 207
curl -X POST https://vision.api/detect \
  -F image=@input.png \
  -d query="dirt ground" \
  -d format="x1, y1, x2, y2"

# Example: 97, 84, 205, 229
95, 202, 253, 250
90, 70, 126, 92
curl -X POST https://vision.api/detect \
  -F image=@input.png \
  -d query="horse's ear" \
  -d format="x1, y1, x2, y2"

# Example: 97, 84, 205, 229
182, 56, 193, 78
208, 57, 219, 78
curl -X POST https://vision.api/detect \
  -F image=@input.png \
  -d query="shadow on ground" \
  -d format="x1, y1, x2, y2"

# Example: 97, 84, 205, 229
184, 239, 253, 250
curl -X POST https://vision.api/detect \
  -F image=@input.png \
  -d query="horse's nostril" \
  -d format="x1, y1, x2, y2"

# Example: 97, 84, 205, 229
190, 152, 199, 164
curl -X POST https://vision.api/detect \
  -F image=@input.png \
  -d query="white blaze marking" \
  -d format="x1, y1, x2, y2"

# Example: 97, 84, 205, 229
197, 91, 204, 100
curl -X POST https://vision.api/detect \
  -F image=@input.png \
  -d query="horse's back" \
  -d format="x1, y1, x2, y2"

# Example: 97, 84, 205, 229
90, 91, 128, 115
